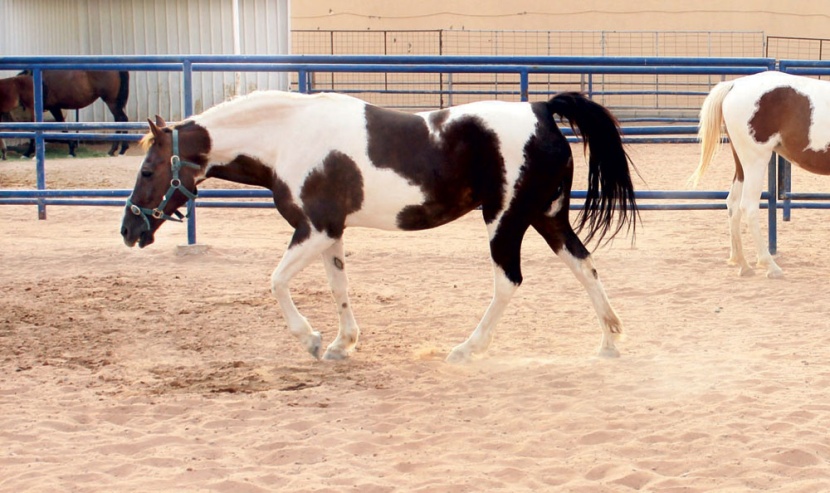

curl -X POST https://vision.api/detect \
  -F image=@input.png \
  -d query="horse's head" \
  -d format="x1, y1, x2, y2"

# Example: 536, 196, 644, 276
121, 116, 210, 248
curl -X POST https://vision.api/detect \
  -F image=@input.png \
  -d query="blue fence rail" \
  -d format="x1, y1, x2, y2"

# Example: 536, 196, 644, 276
1, 54, 823, 254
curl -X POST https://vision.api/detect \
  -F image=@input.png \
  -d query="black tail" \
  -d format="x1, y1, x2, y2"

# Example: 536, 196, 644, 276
116, 71, 130, 111
547, 92, 638, 245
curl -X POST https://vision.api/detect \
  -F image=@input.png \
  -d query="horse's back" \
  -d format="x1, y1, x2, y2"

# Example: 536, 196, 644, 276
41, 70, 124, 109
721, 71, 830, 172
259, 95, 555, 231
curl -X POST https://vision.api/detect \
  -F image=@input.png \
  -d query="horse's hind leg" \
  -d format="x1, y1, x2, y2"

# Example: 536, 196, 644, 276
271, 231, 338, 359
1, 138, 6, 160
105, 103, 129, 156
320, 238, 360, 360
725, 147, 753, 276
532, 214, 623, 358
446, 217, 526, 363
739, 158, 783, 278
726, 177, 754, 276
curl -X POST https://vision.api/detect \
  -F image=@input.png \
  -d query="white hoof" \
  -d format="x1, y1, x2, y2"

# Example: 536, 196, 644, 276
597, 346, 621, 358
306, 331, 323, 360
738, 265, 755, 277
322, 346, 350, 361
446, 346, 472, 364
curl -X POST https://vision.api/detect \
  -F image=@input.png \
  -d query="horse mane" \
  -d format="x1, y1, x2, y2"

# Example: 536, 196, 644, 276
193, 91, 358, 127
136, 92, 358, 151
139, 133, 154, 150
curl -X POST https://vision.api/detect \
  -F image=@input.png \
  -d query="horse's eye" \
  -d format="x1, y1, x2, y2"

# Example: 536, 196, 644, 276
141, 169, 153, 178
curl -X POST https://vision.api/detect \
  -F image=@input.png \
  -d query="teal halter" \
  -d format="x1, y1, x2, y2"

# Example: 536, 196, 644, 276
125, 129, 201, 231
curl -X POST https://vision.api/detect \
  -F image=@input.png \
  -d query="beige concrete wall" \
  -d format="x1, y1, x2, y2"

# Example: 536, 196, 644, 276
292, 1, 829, 39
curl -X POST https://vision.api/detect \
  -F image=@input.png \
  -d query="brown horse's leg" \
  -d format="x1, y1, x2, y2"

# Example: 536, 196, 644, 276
104, 72, 130, 156
47, 108, 77, 157
106, 104, 129, 156
1, 138, 6, 160
24, 139, 34, 158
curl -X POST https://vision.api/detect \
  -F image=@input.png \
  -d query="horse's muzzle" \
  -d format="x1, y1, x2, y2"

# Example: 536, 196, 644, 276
121, 219, 155, 248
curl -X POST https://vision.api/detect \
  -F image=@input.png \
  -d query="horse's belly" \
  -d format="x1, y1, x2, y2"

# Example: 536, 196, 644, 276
345, 166, 427, 231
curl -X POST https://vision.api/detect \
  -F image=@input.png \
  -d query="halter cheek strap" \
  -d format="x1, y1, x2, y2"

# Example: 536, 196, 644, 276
125, 129, 201, 231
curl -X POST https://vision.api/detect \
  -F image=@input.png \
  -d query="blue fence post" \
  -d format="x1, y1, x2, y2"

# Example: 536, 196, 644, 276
778, 154, 792, 221
33, 68, 46, 220
519, 70, 529, 102
587, 73, 593, 99
767, 153, 777, 255
298, 70, 308, 93
182, 60, 197, 246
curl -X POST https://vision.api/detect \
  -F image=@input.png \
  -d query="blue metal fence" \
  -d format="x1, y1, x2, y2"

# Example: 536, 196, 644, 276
0, 54, 811, 253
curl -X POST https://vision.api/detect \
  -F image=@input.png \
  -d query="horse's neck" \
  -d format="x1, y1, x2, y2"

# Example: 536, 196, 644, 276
199, 92, 361, 189
204, 154, 276, 189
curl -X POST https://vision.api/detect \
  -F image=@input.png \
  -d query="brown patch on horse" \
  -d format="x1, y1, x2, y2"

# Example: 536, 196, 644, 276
749, 86, 830, 175
729, 140, 745, 183
300, 151, 364, 240
364, 105, 505, 230
206, 153, 312, 246
172, 121, 211, 167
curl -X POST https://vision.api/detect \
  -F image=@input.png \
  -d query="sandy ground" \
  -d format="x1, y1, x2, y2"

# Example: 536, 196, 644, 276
2, 141, 830, 492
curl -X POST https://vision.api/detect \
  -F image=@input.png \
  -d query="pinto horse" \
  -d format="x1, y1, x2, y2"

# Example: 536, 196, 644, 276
693, 70, 830, 278
0, 74, 34, 160
120, 91, 638, 362
13, 70, 130, 157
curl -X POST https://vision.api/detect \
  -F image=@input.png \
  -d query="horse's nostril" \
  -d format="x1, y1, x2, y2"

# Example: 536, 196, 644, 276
121, 226, 128, 237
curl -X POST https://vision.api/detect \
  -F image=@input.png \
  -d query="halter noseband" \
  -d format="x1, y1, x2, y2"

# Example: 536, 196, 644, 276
125, 129, 201, 231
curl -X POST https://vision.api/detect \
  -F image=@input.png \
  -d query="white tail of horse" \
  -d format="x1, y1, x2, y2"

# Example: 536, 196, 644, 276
690, 79, 736, 188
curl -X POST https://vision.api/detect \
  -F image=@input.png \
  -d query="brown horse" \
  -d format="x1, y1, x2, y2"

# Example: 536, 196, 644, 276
0, 75, 34, 160
14, 70, 131, 157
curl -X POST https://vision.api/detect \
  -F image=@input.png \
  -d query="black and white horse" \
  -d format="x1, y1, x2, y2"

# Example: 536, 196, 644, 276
121, 91, 638, 362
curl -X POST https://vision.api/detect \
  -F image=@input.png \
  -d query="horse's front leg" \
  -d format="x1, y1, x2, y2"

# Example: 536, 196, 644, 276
320, 238, 360, 360
47, 109, 77, 157
23, 138, 34, 158
446, 266, 519, 363
271, 231, 337, 359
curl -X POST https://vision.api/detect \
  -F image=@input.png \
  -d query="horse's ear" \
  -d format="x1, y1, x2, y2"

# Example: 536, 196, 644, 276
147, 118, 164, 140
154, 115, 167, 128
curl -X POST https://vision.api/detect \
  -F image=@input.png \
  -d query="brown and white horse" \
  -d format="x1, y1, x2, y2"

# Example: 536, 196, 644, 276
120, 91, 638, 362
694, 70, 830, 278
